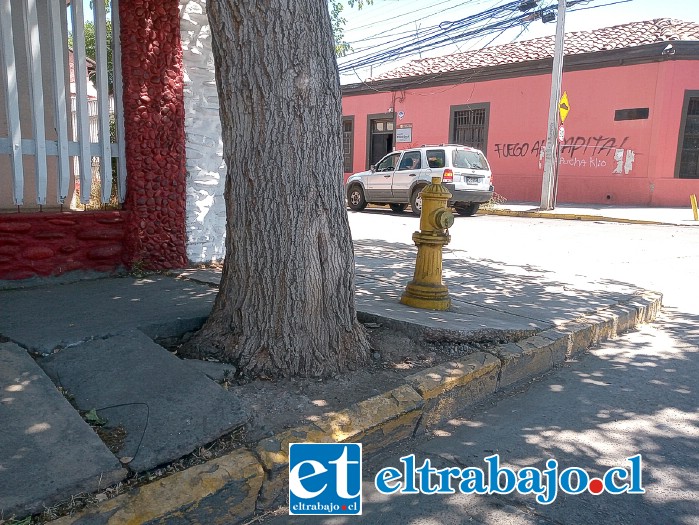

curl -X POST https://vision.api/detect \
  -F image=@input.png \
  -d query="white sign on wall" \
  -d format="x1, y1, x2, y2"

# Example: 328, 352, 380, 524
396, 124, 412, 143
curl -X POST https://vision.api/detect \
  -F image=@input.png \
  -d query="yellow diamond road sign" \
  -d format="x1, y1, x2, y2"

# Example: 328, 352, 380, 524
559, 91, 570, 123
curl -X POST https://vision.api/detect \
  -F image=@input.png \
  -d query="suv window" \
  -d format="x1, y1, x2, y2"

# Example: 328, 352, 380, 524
426, 149, 446, 168
452, 149, 489, 170
375, 152, 400, 172
398, 151, 422, 170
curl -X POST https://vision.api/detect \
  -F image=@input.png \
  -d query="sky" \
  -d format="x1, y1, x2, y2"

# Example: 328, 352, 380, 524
337, 0, 699, 84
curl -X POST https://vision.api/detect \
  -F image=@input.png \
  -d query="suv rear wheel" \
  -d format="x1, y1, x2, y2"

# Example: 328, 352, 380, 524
410, 185, 426, 216
347, 184, 367, 211
455, 203, 480, 217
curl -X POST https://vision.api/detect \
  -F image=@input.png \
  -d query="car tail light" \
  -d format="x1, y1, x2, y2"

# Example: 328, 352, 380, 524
442, 169, 453, 183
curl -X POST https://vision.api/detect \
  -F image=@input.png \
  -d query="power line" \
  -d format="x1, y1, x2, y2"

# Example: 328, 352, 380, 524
345, 0, 496, 35
568, 0, 631, 11
338, 0, 535, 72
337, 0, 625, 75
345, 0, 510, 49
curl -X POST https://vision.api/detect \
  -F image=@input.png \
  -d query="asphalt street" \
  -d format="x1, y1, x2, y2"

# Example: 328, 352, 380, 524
258, 210, 699, 525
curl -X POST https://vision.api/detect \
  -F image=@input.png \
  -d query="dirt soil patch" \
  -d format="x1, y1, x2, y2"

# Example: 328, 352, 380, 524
158, 321, 516, 445
94, 425, 127, 455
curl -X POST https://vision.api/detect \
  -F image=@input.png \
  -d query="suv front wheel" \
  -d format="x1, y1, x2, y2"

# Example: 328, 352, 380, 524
410, 185, 426, 217
347, 184, 367, 211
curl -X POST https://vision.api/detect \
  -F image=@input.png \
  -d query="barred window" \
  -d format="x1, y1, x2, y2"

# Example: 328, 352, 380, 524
342, 118, 354, 173
449, 103, 489, 153
615, 108, 649, 121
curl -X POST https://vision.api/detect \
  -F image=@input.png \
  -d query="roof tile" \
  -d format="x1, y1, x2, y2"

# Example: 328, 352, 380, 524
372, 18, 699, 81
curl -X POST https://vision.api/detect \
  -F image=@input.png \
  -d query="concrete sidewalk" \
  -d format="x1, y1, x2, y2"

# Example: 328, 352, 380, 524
482, 202, 699, 226
0, 241, 662, 523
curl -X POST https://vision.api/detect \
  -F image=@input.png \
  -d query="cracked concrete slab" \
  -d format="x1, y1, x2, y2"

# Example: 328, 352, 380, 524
0, 342, 126, 517
0, 276, 216, 354
38, 331, 248, 473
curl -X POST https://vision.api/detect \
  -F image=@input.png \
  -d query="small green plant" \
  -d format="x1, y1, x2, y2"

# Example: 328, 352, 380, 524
130, 259, 147, 277
83, 408, 108, 426
57, 386, 74, 403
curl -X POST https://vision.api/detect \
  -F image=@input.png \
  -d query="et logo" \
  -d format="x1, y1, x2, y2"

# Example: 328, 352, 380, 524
288, 443, 362, 515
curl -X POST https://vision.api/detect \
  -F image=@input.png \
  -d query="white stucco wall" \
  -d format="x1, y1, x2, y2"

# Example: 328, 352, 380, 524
180, 0, 227, 263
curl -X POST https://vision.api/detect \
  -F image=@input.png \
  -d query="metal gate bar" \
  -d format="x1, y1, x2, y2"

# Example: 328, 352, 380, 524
70, 0, 93, 204
93, 0, 113, 203
23, 0, 48, 205
111, 0, 126, 202
48, 0, 71, 203
0, 0, 24, 205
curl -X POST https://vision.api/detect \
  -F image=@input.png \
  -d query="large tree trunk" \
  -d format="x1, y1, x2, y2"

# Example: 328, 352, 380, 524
185, 0, 370, 378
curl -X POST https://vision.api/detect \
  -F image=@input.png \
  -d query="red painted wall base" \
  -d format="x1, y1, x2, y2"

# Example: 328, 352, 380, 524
0, 211, 129, 280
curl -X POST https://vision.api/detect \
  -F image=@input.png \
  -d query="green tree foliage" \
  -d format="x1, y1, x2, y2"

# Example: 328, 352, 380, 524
85, 20, 113, 90
330, 0, 372, 57
68, 0, 113, 91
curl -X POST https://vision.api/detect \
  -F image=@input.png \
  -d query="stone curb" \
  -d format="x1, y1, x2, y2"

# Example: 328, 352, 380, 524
480, 208, 671, 226
48, 291, 662, 525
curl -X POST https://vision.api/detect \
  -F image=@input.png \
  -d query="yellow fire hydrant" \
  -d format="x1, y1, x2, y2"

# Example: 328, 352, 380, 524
400, 177, 454, 310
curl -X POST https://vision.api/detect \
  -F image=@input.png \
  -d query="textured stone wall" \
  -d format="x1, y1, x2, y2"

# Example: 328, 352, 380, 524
120, 0, 188, 269
0, 212, 128, 280
180, 0, 227, 263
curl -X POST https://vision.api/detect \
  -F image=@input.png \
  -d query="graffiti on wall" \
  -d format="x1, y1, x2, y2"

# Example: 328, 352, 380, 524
493, 135, 636, 174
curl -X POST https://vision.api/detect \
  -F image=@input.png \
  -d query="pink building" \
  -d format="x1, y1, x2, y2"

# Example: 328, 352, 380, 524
341, 19, 699, 206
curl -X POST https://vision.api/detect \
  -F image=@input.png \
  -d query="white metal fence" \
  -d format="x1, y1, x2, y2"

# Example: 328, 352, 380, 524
0, 0, 126, 208
71, 95, 115, 201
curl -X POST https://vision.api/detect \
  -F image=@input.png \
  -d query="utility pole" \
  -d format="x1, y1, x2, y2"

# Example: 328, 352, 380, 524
540, 0, 566, 210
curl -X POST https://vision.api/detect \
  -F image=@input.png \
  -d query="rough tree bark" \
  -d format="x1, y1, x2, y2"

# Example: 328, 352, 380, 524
185, 0, 370, 378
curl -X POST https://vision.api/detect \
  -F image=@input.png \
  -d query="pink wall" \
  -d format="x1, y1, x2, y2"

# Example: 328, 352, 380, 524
342, 59, 699, 206
647, 61, 699, 205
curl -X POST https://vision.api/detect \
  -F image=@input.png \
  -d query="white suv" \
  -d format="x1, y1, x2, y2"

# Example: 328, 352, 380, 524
346, 145, 493, 217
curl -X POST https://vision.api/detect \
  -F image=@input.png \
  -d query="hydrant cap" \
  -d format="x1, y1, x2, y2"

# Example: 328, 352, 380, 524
434, 208, 455, 229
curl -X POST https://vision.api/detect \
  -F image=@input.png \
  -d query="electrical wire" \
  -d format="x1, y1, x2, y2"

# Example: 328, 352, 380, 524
338, 0, 626, 75
345, 0, 477, 33
568, 0, 632, 11
346, 0, 500, 36
338, 0, 542, 72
